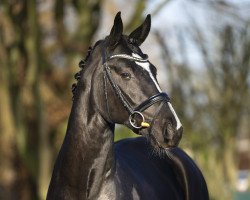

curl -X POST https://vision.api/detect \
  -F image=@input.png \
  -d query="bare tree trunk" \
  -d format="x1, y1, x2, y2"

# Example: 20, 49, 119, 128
0, 51, 17, 200
25, 1, 52, 199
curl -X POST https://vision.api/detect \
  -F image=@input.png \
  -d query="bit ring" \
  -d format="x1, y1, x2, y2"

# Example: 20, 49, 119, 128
129, 111, 145, 129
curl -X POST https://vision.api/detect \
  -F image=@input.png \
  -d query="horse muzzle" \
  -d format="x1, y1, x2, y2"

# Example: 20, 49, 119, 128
145, 102, 183, 148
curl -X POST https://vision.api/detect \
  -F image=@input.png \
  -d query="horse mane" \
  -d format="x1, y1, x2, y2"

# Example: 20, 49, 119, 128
71, 46, 92, 100
71, 39, 104, 100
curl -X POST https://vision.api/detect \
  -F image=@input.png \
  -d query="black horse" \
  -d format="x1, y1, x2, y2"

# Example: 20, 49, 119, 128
47, 12, 209, 200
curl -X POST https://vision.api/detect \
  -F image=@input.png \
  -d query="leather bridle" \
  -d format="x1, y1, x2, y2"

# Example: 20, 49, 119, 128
102, 42, 170, 129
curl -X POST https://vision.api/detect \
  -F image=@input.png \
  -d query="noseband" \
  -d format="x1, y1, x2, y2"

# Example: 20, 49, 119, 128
102, 42, 170, 129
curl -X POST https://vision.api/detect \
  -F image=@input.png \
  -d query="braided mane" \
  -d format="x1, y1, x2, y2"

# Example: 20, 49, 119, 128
71, 47, 92, 99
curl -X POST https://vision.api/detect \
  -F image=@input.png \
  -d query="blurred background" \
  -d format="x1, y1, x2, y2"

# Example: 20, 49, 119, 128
0, 0, 250, 199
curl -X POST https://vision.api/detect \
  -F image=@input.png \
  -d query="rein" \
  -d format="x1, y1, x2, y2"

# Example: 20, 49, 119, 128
101, 42, 170, 129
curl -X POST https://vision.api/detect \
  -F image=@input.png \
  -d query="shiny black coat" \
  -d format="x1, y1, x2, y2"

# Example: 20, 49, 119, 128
113, 137, 208, 200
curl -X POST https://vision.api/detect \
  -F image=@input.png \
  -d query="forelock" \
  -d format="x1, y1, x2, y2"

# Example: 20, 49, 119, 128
122, 36, 145, 57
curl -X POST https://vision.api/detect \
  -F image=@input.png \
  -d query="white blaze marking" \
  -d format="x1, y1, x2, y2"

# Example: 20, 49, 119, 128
132, 53, 162, 92
132, 53, 182, 130
167, 102, 182, 130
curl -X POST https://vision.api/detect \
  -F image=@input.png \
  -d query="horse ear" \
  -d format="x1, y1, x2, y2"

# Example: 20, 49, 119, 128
128, 14, 151, 46
107, 12, 123, 47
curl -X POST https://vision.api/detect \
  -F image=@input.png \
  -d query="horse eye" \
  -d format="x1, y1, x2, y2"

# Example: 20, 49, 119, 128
120, 72, 131, 80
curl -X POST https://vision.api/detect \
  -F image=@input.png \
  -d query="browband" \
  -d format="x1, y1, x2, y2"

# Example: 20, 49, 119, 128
108, 54, 148, 62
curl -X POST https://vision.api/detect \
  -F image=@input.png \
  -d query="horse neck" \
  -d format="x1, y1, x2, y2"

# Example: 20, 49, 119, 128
48, 65, 115, 199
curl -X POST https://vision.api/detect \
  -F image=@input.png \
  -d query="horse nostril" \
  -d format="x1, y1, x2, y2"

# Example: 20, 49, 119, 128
167, 121, 175, 135
163, 123, 183, 146
163, 121, 174, 141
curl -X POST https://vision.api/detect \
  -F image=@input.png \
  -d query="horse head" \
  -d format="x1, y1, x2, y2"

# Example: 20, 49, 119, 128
76, 12, 183, 149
